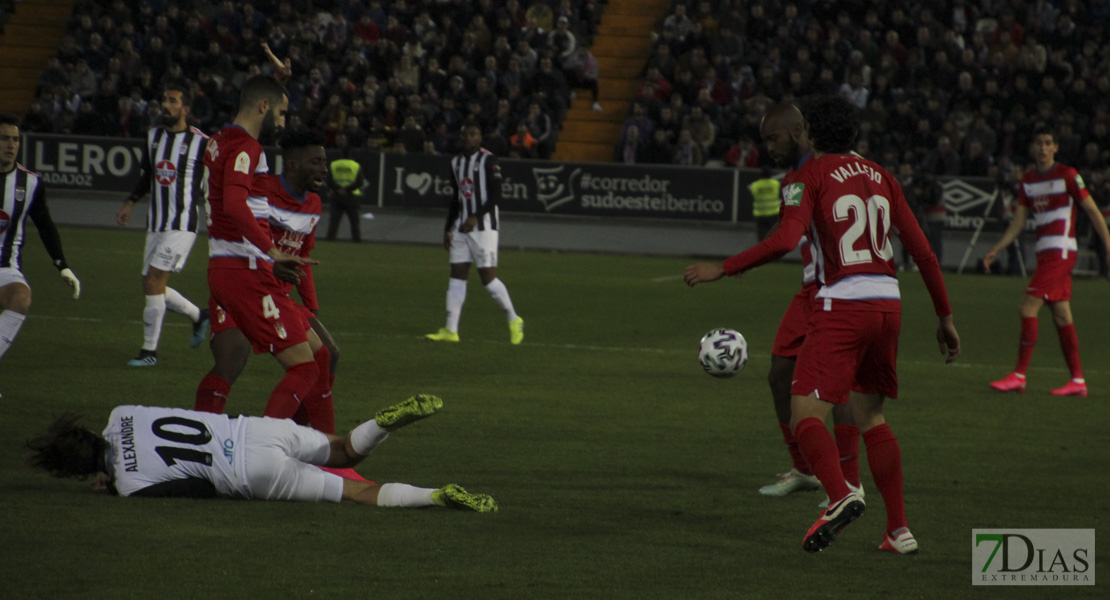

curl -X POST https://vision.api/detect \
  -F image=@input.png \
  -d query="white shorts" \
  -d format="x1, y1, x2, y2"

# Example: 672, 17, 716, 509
142, 231, 197, 276
241, 417, 345, 503
449, 229, 499, 268
0, 267, 29, 290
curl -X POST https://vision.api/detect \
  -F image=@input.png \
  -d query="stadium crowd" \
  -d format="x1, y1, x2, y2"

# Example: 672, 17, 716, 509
15, 1, 1110, 199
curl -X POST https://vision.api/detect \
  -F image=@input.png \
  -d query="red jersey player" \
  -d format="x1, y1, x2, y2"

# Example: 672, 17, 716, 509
983, 128, 1110, 397
199, 130, 341, 428
684, 96, 960, 555
194, 75, 322, 421
756, 105, 861, 506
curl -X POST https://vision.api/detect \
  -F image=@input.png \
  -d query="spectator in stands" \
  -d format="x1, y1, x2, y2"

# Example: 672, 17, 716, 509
838, 72, 869, 109
509, 122, 537, 158
725, 135, 760, 169
22, 100, 54, 134
662, 4, 692, 41
961, 140, 993, 176
614, 124, 648, 165
524, 101, 553, 160
525, 1, 554, 33
531, 56, 569, 121
397, 114, 426, 154
682, 105, 716, 156
548, 16, 577, 67
924, 135, 962, 176
642, 128, 674, 165
563, 43, 601, 112
673, 129, 703, 166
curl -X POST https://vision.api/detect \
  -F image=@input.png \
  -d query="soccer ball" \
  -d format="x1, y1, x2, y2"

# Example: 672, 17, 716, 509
698, 328, 749, 378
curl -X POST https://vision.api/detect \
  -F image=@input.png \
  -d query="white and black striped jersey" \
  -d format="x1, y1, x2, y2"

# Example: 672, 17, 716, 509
446, 148, 502, 232
0, 164, 69, 271
129, 126, 208, 233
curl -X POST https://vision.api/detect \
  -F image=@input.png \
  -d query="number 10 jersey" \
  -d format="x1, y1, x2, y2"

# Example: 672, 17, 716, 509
102, 405, 247, 497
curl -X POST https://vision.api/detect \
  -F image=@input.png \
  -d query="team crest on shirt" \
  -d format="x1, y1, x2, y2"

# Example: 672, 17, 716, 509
274, 322, 287, 339
0, 209, 9, 234
783, 183, 804, 207
155, 160, 177, 186
459, 177, 474, 199
14, 187, 25, 202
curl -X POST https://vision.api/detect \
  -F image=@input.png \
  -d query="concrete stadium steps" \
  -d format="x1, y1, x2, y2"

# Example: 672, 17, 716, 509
597, 55, 647, 79
557, 121, 623, 144
552, 0, 670, 163
0, 0, 78, 113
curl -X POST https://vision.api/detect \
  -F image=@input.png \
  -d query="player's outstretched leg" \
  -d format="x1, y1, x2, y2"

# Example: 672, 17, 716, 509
432, 483, 499, 513
802, 491, 866, 553
374, 394, 444, 431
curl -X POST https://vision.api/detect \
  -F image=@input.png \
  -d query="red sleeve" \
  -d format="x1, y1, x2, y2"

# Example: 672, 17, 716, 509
222, 182, 275, 254
1068, 167, 1091, 202
723, 211, 806, 275
892, 186, 951, 316
723, 175, 811, 275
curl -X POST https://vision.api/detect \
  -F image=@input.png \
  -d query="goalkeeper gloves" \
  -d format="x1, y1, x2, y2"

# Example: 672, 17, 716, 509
60, 268, 81, 299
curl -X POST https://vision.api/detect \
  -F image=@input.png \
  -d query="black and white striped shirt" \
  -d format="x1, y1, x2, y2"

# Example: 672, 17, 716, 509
446, 148, 502, 232
130, 126, 208, 233
1, 164, 68, 271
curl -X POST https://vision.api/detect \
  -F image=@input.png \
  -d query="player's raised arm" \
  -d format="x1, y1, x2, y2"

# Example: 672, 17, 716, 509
261, 42, 292, 86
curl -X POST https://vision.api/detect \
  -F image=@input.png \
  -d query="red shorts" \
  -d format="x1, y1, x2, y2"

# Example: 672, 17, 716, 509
791, 309, 901, 405
1026, 252, 1076, 302
772, 284, 818, 357
208, 267, 309, 355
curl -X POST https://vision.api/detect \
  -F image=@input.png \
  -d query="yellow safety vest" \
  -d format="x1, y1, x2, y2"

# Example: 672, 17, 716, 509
750, 177, 781, 217
330, 159, 362, 195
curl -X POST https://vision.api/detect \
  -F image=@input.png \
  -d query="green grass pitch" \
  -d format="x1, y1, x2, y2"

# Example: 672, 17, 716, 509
1, 227, 1107, 599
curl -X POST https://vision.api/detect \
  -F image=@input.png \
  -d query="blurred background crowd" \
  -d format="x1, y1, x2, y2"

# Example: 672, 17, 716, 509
14, 0, 1110, 203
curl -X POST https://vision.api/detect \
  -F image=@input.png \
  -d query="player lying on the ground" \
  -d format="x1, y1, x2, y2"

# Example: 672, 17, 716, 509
27, 394, 498, 512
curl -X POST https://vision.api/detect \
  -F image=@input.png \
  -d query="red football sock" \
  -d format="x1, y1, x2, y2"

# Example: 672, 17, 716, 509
863, 424, 907, 534
779, 422, 811, 475
195, 374, 230, 414
794, 417, 850, 502
1056, 323, 1084, 380
834, 424, 861, 488
264, 360, 318, 419
301, 346, 335, 433
1015, 317, 1038, 375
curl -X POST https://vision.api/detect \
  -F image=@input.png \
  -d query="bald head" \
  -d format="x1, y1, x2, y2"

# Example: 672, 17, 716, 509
760, 103, 807, 166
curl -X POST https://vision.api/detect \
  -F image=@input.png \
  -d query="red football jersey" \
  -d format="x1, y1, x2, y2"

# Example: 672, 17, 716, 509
203, 125, 275, 267
724, 152, 951, 316
256, 174, 323, 310
1017, 162, 1090, 258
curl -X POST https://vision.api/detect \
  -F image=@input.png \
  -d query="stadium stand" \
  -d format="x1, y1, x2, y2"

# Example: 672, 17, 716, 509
7, 0, 1110, 183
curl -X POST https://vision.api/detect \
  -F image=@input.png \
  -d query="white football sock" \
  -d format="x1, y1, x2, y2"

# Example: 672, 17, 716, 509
0, 310, 27, 361
375, 483, 436, 508
485, 278, 518, 321
350, 419, 389, 456
142, 294, 167, 351
445, 278, 467, 332
164, 287, 201, 322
